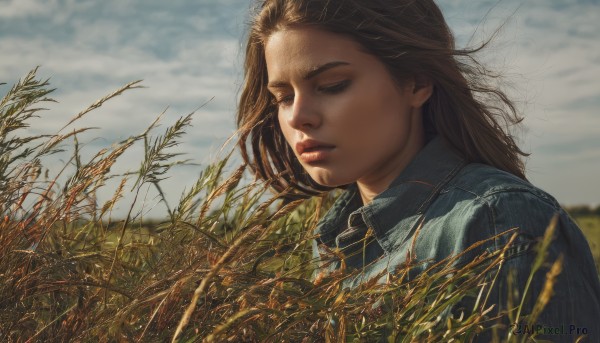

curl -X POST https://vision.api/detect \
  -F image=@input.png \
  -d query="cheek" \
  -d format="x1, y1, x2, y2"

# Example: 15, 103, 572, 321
276, 114, 294, 148
335, 88, 383, 130
277, 112, 288, 134
341, 87, 402, 137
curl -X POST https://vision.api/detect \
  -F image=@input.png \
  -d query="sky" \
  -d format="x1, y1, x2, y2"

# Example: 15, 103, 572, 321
1, 0, 599, 218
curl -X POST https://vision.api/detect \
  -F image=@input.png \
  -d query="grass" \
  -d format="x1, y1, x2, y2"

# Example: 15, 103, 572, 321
571, 215, 600, 274
0, 68, 590, 342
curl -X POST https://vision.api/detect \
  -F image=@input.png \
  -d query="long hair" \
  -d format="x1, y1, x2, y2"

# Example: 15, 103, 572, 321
236, 0, 528, 201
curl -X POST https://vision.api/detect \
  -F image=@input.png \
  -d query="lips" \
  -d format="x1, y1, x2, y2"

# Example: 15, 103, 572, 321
297, 145, 335, 163
304, 146, 329, 152
296, 139, 336, 155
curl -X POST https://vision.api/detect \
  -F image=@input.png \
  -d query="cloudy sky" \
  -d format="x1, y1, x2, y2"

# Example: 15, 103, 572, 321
1, 0, 599, 218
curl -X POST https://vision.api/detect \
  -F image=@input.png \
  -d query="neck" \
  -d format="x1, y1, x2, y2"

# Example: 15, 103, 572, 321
356, 112, 425, 205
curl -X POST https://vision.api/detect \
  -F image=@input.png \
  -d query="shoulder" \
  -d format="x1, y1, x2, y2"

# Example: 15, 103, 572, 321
449, 162, 560, 208
426, 162, 572, 251
443, 162, 563, 226
440, 167, 600, 332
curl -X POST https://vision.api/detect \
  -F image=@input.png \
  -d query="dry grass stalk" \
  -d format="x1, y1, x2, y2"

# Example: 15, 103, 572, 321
0, 69, 565, 342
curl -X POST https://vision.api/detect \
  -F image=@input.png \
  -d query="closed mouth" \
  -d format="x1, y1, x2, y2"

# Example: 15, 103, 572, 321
303, 146, 334, 153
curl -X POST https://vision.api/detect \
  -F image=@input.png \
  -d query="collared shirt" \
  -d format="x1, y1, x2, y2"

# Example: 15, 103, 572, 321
312, 136, 600, 342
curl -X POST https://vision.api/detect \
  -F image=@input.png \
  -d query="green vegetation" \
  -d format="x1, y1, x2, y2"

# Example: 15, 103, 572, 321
571, 215, 600, 274
0, 69, 589, 342
566, 205, 600, 217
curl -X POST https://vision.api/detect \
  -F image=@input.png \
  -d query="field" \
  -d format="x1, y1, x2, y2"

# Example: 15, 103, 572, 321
1, 68, 597, 342
572, 215, 600, 274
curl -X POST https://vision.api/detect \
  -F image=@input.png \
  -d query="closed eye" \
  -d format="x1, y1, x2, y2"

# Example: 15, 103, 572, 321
271, 80, 351, 108
318, 80, 351, 94
272, 94, 294, 107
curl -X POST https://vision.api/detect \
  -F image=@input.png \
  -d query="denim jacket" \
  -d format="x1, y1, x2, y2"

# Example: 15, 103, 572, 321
313, 136, 600, 342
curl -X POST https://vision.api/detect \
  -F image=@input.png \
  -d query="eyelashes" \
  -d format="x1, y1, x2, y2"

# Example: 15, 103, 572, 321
272, 80, 351, 107
318, 79, 351, 94
272, 95, 293, 107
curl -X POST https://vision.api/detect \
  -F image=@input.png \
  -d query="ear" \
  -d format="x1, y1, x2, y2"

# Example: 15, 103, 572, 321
410, 74, 433, 108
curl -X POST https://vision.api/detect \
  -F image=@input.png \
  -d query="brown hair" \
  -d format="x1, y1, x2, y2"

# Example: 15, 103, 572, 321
236, 0, 528, 201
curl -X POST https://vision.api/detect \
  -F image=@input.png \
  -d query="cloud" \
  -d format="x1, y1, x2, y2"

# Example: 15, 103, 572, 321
0, 0, 249, 217
0, 0, 60, 19
1, 0, 599, 216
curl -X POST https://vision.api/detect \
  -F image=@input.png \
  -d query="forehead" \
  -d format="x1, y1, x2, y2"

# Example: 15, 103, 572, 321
264, 26, 366, 79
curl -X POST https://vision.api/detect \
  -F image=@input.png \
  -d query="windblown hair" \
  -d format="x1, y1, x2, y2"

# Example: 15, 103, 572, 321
236, 0, 528, 201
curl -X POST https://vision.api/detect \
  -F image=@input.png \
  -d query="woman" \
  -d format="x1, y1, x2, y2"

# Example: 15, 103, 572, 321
236, 0, 600, 341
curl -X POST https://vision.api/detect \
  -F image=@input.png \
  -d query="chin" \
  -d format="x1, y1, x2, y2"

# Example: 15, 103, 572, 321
308, 172, 355, 188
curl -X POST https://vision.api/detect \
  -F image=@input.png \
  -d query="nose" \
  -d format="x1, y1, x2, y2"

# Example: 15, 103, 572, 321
282, 93, 321, 131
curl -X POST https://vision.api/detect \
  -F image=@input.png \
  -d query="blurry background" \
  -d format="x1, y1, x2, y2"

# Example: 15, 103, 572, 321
1, 0, 599, 219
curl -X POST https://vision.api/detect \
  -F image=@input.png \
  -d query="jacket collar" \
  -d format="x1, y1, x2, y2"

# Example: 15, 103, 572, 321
314, 136, 467, 255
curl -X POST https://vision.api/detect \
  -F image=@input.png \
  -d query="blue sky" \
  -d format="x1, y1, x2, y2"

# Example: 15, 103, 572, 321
1, 0, 599, 217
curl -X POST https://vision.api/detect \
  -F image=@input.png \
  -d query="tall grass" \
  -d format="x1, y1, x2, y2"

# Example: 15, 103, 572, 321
0, 68, 567, 342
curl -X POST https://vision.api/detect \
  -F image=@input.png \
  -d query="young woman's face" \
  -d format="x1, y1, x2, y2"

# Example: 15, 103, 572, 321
265, 26, 429, 194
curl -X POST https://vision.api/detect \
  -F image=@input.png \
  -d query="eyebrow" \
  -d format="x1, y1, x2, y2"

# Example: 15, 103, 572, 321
267, 61, 350, 89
